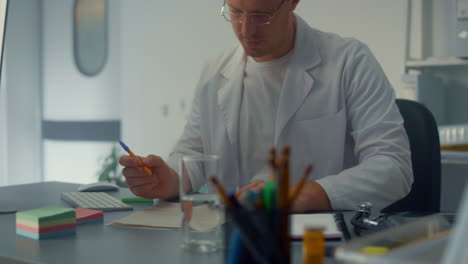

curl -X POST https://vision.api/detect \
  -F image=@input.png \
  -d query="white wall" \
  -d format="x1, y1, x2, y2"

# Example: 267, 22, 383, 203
42, 0, 121, 184
121, 0, 237, 158
297, 0, 408, 96
120, 0, 408, 159
42, 1, 120, 121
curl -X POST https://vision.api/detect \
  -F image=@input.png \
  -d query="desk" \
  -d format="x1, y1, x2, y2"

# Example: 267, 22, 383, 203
0, 182, 342, 264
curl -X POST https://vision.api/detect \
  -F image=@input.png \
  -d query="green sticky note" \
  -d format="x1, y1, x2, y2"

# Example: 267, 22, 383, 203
16, 206, 76, 223
122, 196, 154, 204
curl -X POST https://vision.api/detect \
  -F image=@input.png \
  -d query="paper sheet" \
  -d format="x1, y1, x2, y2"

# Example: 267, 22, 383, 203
291, 214, 342, 239
111, 202, 223, 232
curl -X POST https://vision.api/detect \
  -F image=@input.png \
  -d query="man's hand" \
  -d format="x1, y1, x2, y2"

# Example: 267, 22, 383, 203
119, 154, 179, 199
235, 180, 265, 198
235, 180, 332, 212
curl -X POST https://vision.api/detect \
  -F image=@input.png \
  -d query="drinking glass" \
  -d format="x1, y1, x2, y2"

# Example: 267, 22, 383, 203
179, 155, 225, 253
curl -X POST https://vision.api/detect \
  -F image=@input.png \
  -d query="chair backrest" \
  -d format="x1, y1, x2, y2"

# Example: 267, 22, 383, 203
382, 99, 441, 213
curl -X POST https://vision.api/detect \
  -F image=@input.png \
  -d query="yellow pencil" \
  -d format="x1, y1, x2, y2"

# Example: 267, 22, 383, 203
119, 140, 152, 175
278, 146, 291, 263
268, 147, 277, 181
278, 145, 290, 210
209, 175, 234, 209
288, 164, 313, 207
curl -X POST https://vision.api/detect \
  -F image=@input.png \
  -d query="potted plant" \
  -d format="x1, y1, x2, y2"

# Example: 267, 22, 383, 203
96, 144, 127, 187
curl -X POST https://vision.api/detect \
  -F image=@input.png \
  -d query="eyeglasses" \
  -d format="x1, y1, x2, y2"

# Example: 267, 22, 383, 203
220, 0, 287, 25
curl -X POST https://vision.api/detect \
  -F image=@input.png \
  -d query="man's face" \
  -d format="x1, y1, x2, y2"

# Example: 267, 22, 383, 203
226, 0, 297, 62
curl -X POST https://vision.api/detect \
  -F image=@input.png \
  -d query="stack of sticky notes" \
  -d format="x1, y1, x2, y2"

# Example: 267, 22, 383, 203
16, 206, 76, 240
75, 207, 103, 224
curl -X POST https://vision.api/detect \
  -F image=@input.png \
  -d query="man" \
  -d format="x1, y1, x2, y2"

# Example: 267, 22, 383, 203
120, 0, 413, 212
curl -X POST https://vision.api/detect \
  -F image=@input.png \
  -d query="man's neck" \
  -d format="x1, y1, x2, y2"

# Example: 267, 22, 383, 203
283, 15, 297, 57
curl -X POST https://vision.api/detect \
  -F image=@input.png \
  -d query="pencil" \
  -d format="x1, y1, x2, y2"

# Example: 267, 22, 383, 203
119, 140, 152, 175
268, 147, 277, 181
278, 145, 291, 264
209, 175, 234, 209
288, 164, 313, 207
278, 145, 290, 210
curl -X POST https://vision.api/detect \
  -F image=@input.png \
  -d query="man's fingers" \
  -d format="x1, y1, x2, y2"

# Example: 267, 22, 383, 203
236, 184, 253, 196
249, 185, 264, 192
125, 176, 158, 188
141, 154, 166, 168
235, 186, 250, 198
122, 167, 152, 178
130, 184, 153, 198
126, 181, 150, 190
119, 155, 144, 167
236, 181, 265, 197
130, 182, 161, 199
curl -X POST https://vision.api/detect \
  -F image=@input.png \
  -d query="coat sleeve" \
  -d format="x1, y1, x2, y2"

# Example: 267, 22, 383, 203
315, 42, 413, 212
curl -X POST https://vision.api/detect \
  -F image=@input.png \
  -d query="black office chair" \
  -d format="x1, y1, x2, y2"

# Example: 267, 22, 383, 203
382, 99, 441, 213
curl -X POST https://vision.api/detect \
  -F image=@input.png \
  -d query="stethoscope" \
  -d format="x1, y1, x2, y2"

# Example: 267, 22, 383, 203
350, 202, 390, 236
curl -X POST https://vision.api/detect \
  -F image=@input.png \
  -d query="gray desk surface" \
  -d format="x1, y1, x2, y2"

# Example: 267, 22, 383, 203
0, 182, 340, 264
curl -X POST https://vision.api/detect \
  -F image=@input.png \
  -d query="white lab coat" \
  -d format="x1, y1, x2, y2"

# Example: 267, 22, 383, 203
168, 16, 413, 211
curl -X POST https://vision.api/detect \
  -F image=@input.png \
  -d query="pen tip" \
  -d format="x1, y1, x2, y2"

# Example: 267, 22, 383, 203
119, 140, 129, 151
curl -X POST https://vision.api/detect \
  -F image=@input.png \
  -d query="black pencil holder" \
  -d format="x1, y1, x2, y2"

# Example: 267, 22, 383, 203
224, 208, 290, 264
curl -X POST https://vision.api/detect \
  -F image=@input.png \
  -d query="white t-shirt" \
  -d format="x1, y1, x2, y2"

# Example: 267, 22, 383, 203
238, 52, 292, 185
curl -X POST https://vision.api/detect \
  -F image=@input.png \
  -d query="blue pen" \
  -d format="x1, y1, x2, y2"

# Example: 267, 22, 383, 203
227, 227, 257, 264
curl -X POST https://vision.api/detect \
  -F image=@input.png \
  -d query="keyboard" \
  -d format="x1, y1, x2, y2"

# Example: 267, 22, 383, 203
61, 192, 133, 211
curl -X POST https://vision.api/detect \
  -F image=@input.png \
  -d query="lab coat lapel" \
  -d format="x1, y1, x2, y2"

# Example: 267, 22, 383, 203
218, 47, 246, 145
274, 16, 322, 145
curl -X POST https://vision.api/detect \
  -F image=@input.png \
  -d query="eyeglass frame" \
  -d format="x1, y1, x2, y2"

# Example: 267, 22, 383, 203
220, 0, 287, 25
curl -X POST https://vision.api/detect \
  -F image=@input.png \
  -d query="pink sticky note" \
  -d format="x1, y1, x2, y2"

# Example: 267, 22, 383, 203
75, 208, 103, 222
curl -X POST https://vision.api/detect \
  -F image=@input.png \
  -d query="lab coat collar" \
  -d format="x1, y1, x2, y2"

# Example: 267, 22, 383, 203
290, 15, 322, 70
274, 15, 322, 144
